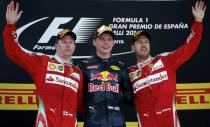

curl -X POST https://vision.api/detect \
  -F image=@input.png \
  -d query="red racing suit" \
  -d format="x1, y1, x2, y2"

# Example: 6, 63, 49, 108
128, 21, 203, 127
3, 24, 84, 127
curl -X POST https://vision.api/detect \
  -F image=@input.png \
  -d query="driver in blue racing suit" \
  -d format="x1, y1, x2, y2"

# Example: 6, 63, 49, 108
78, 25, 133, 127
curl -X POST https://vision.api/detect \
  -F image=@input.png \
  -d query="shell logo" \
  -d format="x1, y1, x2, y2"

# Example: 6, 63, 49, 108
49, 63, 56, 70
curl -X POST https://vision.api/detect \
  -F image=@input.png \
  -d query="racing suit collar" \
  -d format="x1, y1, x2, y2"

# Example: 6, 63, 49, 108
94, 54, 113, 62
137, 55, 153, 68
54, 54, 73, 65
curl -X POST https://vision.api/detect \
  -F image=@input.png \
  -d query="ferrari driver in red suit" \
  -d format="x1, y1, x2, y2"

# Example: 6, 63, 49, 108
3, 1, 84, 127
128, 1, 206, 127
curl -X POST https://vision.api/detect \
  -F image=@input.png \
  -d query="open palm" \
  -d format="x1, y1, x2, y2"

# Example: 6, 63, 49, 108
6, 1, 23, 24
192, 1, 206, 22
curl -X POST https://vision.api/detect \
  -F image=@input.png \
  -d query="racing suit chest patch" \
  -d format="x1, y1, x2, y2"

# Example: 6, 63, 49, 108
86, 63, 120, 93
47, 62, 64, 73
130, 59, 169, 94
45, 61, 79, 93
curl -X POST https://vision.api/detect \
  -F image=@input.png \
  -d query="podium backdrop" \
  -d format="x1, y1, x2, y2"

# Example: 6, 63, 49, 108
0, 0, 210, 127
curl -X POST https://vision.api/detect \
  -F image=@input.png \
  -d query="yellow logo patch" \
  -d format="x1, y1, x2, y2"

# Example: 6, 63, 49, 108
49, 63, 56, 70
110, 65, 120, 71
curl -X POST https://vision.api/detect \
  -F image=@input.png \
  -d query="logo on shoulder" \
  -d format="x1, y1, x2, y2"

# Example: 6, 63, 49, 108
71, 72, 80, 81
129, 70, 142, 82
12, 31, 17, 39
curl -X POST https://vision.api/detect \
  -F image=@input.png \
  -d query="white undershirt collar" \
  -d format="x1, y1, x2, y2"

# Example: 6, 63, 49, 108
137, 55, 153, 69
54, 54, 72, 65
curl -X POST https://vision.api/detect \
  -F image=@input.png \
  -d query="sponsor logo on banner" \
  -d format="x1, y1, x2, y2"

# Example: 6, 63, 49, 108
45, 74, 78, 92
16, 17, 103, 58
1, 83, 210, 110
133, 71, 168, 93
16, 16, 189, 59
0, 84, 37, 110
16, 17, 134, 59
176, 83, 210, 110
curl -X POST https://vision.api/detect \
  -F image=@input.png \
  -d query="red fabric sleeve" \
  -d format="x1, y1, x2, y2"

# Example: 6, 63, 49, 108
3, 24, 42, 77
164, 21, 203, 70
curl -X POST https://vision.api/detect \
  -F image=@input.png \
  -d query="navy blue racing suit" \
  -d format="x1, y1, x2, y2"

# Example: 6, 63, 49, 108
78, 55, 133, 127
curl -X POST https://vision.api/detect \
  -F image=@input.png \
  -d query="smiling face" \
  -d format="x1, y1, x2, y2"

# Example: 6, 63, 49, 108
93, 33, 115, 59
132, 35, 151, 61
55, 35, 76, 59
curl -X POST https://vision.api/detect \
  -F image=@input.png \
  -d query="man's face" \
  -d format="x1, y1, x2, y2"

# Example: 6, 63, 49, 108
93, 33, 114, 56
132, 35, 150, 60
55, 35, 76, 58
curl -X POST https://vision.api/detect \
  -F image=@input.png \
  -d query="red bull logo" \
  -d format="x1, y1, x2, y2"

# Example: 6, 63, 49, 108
88, 82, 119, 93
91, 71, 118, 82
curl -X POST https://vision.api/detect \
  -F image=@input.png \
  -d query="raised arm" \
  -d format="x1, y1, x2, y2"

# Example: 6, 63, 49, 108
164, 1, 206, 70
3, 1, 42, 77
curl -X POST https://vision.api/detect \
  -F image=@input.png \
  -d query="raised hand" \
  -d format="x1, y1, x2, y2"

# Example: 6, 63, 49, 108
192, 1, 206, 22
6, 1, 23, 24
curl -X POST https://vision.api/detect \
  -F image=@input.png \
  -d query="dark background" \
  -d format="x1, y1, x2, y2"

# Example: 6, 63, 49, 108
0, 0, 210, 127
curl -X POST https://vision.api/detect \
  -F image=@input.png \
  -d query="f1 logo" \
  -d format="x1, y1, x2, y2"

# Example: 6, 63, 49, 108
38, 17, 73, 43
16, 17, 103, 44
